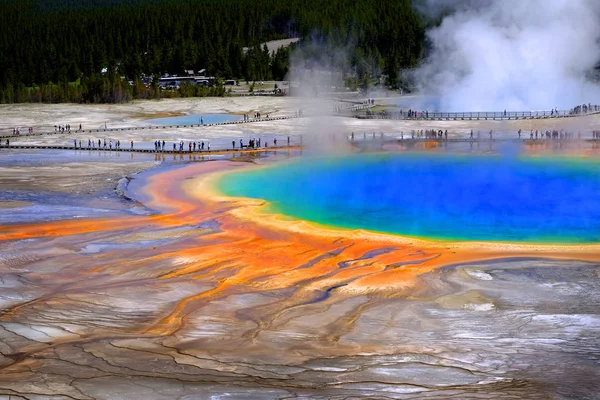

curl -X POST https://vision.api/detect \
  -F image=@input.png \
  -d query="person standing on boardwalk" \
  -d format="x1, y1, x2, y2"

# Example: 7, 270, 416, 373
131, 141, 134, 149
232, 140, 235, 149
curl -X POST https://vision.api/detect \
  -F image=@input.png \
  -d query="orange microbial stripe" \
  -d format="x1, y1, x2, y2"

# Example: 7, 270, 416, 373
5, 158, 600, 340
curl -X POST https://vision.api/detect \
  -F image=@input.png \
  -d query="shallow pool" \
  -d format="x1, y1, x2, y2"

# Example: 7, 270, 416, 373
145, 113, 240, 126
217, 153, 600, 242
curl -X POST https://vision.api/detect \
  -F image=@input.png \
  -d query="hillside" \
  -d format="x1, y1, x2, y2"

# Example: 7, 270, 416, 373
0, 0, 425, 103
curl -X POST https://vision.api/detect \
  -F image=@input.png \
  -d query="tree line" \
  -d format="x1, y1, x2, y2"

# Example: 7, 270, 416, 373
0, 0, 425, 103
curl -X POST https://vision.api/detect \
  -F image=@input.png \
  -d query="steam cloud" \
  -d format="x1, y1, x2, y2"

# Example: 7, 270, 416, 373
287, 40, 356, 155
414, 0, 600, 111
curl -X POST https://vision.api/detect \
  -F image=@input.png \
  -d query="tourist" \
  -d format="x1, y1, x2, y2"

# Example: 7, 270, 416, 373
131, 141, 134, 149
232, 140, 235, 149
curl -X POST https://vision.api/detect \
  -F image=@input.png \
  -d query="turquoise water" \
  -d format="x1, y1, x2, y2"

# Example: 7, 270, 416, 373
217, 153, 600, 242
146, 113, 240, 125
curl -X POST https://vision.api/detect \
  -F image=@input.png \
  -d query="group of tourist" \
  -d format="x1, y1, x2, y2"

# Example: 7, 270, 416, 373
72, 139, 123, 149
10, 123, 83, 136
52, 136, 295, 152
168, 141, 210, 152
11, 127, 34, 135
572, 103, 598, 115
519, 129, 579, 140
241, 112, 270, 121
236, 136, 290, 149
348, 128, 600, 142
54, 124, 81, 133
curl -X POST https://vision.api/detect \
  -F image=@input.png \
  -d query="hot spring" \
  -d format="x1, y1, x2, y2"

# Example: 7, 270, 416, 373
217, 153, 600, 243
145, 113, 240, 125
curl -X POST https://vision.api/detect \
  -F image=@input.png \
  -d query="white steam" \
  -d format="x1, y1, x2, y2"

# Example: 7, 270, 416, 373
415, 0, 600, 111
287, 40, 355, 155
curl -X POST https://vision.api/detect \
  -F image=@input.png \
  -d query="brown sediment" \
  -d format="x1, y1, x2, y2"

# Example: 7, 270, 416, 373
131, 111, 186, 121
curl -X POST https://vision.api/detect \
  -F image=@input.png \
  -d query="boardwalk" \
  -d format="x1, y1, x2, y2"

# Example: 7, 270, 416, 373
350, 108, 600, 121
388, 138, 600, 144
2, 137, 599, 156
0, 143, 298, 155
0, 115, 302, 139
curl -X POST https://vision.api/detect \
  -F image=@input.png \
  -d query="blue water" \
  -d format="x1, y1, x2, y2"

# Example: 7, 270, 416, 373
146, 113, 240, 125
217, 153, 600, 242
